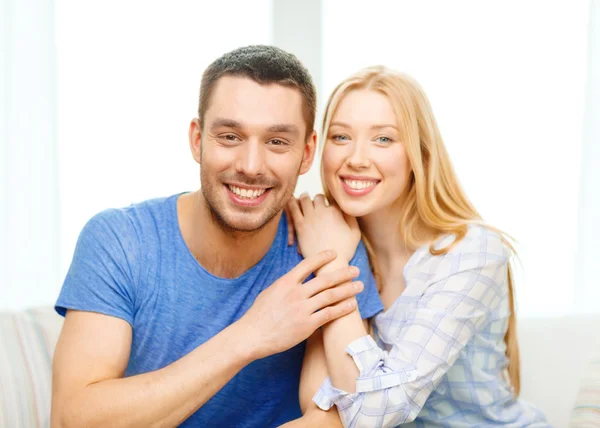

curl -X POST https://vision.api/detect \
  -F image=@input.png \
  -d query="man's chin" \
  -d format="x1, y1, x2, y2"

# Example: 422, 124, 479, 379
217, 211, 280, 233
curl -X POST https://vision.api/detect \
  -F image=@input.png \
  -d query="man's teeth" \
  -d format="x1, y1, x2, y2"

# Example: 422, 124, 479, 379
228, 185, 267, 199
343, 179, 377, 190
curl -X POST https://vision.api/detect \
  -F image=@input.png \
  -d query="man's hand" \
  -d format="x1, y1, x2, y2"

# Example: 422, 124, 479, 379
238, 250, 363, 360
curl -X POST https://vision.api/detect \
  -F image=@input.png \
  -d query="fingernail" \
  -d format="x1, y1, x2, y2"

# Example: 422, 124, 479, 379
353, 281, 363, 290
326, 250, 335, 257
347, 300, 356, 309
349, 266, 359, 275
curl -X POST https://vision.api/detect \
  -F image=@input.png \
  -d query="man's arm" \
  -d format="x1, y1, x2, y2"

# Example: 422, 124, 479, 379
52, 310, 256, 428
51, 250, 363, 428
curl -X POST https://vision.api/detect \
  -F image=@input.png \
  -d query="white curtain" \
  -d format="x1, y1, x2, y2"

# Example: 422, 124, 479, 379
1, 0, 61, 310
577, 0, 600, 314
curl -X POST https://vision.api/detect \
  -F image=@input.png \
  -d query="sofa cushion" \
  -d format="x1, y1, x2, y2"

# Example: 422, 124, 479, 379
0, 307, 64, 427
570, 357, 600, 427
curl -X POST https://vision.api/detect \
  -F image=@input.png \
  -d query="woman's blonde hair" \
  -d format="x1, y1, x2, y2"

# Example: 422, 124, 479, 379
320, 66, 521, 395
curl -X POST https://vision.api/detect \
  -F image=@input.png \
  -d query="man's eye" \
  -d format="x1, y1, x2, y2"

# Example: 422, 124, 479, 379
268, 139, 286, 146
224, 134, 238, 141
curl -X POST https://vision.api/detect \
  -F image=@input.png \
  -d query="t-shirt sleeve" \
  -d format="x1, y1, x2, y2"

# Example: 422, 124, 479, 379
55, 209, 139, 326
349, 240, 383, 320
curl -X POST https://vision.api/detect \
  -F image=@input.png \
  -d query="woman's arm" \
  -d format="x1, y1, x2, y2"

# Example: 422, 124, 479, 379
314, 259, 366, 392
290, 197, 512, 427
287, 195, 367, 392
278, 330, 343, 428
313, 234, 511, 427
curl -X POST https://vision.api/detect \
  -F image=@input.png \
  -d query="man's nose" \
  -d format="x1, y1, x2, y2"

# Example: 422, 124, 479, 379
235, 140, 267, 178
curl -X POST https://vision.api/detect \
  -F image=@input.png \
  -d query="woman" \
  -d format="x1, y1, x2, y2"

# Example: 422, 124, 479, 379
287, 66, 549, 427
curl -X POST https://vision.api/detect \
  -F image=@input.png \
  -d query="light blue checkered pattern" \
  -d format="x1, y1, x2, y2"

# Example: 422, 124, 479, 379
313, 225, 550, 427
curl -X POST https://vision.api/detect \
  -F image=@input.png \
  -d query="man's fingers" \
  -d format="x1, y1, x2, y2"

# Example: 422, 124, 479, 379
304, 266, 360, 297
289, 250, 337, 283
311, 297, 358, 327
308, 281, 363, 313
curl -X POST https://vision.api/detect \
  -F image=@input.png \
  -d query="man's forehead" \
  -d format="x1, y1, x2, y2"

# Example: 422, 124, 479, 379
211, 75, 301, 99
206, 76, 305, 132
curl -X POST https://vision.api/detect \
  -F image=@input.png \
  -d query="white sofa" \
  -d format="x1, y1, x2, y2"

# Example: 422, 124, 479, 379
1, 308, 598, 427
519, 315, 600, 428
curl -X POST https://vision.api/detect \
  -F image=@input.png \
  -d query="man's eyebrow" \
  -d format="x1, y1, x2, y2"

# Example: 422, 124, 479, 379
210, 118, 244, 130
266, 123, 300, 135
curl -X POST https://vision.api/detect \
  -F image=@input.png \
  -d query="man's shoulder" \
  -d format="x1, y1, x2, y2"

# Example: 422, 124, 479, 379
86, 193, 179, 236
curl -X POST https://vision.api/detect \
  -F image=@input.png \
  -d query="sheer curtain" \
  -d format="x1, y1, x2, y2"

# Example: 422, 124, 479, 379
1, 0, 60, 310
577, 0, 600, 314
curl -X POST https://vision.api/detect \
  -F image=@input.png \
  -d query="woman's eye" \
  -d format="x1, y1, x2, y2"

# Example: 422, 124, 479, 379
376, 136, 393, 144
332, 135, 349, 142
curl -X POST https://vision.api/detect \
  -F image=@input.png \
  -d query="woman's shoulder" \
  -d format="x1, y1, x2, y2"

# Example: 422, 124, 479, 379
435, 224, 509, 257
411, 224, 511, 275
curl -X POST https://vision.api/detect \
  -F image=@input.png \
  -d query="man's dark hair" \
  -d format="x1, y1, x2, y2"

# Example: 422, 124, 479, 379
198, 45, 317, 136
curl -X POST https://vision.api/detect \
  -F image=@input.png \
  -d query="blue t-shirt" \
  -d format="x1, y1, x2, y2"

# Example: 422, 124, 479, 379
56, 193, 383, 427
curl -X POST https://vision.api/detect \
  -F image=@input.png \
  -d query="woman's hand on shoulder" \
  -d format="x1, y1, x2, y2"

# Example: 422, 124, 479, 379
286, 193, 360, 265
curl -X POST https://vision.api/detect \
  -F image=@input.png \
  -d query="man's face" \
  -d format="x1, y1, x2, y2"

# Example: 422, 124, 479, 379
190, 76, 316, 232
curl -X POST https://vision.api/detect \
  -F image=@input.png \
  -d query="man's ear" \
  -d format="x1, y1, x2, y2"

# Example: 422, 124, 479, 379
188, 118, 202, 164
299, 130, 317, 175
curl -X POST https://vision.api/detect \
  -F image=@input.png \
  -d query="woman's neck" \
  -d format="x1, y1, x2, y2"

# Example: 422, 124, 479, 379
359, 206, 411, 277
359, 203, 435, 286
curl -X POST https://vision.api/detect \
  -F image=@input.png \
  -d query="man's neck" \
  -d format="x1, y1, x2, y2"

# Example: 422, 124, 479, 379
177, 191, 282, 278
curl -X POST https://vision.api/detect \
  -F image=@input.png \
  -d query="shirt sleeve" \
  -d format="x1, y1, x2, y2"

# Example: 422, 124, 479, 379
350, 240, 384, 320
313, 229, 511, 427
55, 209, 140, 326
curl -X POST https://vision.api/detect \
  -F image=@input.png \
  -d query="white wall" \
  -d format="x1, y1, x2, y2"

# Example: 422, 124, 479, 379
2, 1, 598, 317
55, 0, 272, 280
321, 0, 591, 316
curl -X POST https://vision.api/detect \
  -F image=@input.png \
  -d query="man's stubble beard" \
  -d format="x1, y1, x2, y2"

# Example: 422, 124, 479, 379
199, 150, 302, 234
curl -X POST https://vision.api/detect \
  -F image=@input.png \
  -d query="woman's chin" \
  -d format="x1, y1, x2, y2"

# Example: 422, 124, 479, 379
335, 198, 374, 218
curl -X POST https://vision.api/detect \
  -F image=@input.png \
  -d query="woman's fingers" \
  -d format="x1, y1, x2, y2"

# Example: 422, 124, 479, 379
298, 192, 314, 216
284, 202, 296, 246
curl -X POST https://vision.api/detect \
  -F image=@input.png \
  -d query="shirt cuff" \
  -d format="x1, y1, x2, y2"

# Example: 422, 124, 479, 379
313, 376, 357, 411
312, 335, 418, 410
347, 335, 418, 392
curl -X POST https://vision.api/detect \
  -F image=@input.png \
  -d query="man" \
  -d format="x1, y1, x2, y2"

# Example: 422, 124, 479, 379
51, 45, 382, 427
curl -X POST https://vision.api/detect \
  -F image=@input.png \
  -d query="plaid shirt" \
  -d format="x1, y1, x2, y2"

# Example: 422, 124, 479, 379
314, 225, 550, 427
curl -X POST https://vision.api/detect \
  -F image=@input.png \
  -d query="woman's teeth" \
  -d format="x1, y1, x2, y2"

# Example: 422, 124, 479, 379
343, 179, 377, 190
228, 185, 267, 199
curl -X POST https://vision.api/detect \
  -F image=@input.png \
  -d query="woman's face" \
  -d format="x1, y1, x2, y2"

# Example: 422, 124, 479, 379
322, 89, 411, 218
